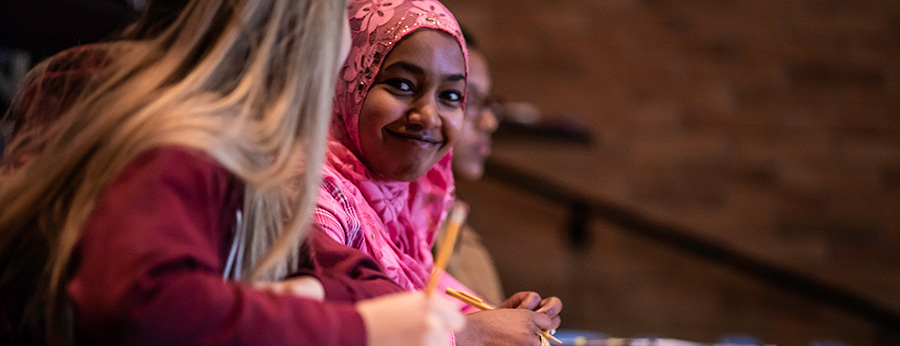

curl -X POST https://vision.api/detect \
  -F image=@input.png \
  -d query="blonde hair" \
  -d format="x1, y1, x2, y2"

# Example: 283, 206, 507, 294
0, 0, 346, 341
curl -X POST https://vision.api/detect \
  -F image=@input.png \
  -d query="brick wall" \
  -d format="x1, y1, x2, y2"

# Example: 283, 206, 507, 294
444, 0, 900, 344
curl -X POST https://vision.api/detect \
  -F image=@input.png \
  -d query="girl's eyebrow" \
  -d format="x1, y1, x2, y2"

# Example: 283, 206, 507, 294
382, 61, 465, 82
383, 61, 424, 76
446, 74, 465, 82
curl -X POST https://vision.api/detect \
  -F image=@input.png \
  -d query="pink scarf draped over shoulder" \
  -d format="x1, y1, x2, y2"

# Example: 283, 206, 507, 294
314, 0, 479, 311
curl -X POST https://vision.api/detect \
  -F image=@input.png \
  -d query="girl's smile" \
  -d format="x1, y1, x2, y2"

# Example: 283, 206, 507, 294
385, 128, 443, 146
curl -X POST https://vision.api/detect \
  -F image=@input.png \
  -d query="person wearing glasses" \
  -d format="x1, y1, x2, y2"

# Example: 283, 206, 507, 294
442, 26, 505, 306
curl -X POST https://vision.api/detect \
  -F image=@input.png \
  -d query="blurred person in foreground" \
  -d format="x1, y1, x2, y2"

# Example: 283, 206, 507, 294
0, 0, 464, 345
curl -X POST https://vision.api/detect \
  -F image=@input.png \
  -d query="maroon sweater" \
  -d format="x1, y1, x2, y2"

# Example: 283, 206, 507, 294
68, 147, 399, 345
3, 44, 405, 345
8, 45, 405, 304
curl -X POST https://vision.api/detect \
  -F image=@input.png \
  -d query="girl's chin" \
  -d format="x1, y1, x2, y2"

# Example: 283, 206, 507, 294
365, 145, 449, 182
372, 164, 433, 182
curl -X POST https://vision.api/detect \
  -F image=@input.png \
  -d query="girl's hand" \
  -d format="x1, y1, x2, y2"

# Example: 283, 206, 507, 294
455, 309, 553, 346
252, 276, 325, 301
501, 291, 563, 331
357, 292, 465, 346
500, 291, 543, 310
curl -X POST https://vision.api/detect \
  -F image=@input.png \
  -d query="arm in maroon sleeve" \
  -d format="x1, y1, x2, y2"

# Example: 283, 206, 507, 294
67, 147, 367, 346
291, 227, 404, 302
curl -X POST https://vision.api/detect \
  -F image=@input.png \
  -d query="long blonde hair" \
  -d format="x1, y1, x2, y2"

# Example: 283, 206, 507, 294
0, 0, 346, 340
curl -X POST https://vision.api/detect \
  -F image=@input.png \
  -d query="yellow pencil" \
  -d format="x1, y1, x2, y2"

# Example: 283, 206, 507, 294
425, 201, 469, 294
446, 287, 494, 310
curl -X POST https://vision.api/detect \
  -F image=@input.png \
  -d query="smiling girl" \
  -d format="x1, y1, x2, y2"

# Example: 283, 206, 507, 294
315, 1, 562, 345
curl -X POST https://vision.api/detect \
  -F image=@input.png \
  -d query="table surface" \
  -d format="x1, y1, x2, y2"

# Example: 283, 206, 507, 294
553, 329, 774, 346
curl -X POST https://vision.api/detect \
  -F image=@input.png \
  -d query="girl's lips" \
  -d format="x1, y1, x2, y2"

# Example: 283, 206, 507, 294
386, 129, 442, 145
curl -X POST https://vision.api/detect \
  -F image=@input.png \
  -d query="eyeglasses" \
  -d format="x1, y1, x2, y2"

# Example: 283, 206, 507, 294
465, 90, 504, 124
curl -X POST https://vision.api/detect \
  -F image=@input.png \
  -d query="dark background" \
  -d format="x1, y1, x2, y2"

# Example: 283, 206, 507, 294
444, 0, 900, 345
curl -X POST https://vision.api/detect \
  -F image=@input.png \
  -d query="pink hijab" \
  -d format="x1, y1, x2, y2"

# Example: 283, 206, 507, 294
316, 0, 469, 292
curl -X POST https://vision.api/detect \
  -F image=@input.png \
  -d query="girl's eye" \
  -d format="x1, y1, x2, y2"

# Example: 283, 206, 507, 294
440, 90, 463, 105
385, 78, 413, 93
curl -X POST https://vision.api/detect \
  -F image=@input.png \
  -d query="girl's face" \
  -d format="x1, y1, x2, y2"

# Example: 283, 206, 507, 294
358, 29, 466, 182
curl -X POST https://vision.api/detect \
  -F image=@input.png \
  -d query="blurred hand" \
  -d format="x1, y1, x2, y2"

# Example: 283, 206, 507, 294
500, 291, 542, 310
455, 308, 553, 346
252, 276, 325, 301
501, 291, 563, 331
357, 292, 465, 346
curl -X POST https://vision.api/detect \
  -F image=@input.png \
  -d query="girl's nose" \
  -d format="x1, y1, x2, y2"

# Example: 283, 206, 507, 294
408, 97, 441, 129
